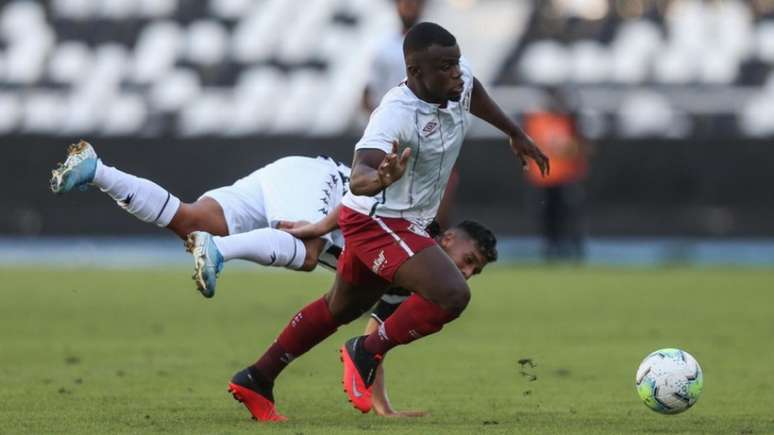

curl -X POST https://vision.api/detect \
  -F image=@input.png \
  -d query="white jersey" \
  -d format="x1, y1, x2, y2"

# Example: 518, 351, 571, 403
365, 32, 407, 109
202, 155, 350, 269
342, 58, 475, 228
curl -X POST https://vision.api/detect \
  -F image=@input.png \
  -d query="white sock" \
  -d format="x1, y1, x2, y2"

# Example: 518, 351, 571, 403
93, 160, 181, 227
213, 228, 307, 270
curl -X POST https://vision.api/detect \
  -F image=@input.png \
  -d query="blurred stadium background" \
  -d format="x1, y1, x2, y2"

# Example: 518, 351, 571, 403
1, 0, 774, 266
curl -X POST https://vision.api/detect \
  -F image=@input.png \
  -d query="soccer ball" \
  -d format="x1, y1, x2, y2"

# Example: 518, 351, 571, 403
635, 348, 703, 414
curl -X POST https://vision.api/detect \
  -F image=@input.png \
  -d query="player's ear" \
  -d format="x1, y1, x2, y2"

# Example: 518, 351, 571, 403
406, 63, 421, 79
440, 230, 455, 247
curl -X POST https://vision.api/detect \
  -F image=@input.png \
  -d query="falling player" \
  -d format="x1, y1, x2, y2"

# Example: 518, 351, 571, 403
50, 141, 348, 296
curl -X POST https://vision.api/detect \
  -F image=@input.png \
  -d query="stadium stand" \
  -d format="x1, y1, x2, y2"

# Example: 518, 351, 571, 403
0, 0, 772, 138
497, 0, 774, 138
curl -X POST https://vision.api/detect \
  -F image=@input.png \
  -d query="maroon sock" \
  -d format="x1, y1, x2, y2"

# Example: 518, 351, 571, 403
253, 297, 339, 381
363, 293, 458, 355
252, 341, 292, 382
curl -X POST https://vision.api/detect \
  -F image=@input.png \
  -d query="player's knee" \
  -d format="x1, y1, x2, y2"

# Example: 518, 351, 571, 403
298, 247, 320, 272
168, 204, 200, 238
172, 200, 228, 237
441, 282, 471, 317
298, 259, 317, 272
297, 239, 326, 272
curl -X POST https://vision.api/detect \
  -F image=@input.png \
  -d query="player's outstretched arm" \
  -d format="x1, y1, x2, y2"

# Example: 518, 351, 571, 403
280, 205, 343, 240
350, 141, 411, 197
469, 77, 550, 177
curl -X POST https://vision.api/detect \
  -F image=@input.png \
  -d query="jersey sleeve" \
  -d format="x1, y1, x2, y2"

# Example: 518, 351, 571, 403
354, 100, 411, 154
460, 56, 474, 89
459, 56, 475, 113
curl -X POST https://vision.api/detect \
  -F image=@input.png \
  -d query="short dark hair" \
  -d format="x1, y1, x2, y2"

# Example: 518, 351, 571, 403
403, 22, 456, 56
453, 220, 498, 263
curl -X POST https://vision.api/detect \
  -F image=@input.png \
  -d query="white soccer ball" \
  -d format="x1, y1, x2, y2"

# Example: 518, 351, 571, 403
635, 348, 704, 414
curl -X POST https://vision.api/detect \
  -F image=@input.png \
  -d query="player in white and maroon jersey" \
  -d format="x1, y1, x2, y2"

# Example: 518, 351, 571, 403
229, 22, 549, 421
362, 0, 458, 231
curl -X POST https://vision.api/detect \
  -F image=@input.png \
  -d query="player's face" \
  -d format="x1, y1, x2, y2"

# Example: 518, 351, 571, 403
414, 44, 464, 104
439, 230, 488, 280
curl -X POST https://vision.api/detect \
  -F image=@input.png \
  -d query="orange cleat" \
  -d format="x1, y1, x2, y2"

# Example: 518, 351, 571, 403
228, 368, 287, 422
340, 336, 383, 414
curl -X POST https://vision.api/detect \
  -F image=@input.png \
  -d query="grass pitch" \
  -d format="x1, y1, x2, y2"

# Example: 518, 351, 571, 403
1, 265, 773, 434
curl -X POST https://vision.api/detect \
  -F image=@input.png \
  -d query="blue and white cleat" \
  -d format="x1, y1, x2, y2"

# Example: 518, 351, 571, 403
185, 231, 224, 299
50, 140, 98, 194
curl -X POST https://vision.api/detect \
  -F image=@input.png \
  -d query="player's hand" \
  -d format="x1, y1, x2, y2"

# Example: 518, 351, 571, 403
378, 141, 411, 189
372, 398, 428, 418
278, 220, 326, 239
276, 220, 309, 231
373, 408, 429, 418
510, 134, 550, 177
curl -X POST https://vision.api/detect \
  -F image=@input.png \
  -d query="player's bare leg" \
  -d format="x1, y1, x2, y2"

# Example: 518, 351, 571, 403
230, 275, 385, 421
168, 197, 228, 238
363, 317, 428, 418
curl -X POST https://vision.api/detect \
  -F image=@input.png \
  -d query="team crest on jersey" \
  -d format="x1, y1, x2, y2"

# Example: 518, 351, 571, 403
422, 121, 438, 136
372, 250, 387, 274
407, 223, 430, 238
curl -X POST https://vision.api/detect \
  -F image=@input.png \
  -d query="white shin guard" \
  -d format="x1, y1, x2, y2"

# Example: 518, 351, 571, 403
93, 161, 180, 227
213, 228, 307, 270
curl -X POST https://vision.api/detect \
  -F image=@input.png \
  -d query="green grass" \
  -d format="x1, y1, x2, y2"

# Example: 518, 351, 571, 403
1, 265, 773, 434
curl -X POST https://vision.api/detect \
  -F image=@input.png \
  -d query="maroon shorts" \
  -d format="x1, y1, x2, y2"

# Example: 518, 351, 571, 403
338, 206, 436, 286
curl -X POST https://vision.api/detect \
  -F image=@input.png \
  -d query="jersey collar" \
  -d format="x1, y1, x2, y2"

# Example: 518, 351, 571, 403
399, 83, 458, 113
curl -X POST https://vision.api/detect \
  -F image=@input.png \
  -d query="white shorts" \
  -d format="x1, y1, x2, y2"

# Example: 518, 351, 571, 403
200, 156, 346, 250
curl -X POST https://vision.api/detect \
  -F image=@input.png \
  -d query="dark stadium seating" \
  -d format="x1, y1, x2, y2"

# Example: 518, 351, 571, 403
0, 0, 772, 138
498, 0, 774, 138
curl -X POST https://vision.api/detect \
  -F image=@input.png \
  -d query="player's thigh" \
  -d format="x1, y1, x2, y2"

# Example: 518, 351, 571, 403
259, 159, 338, 227
392, 244, 470, 314
193, 168, 270, 235
324, 274, 387, 325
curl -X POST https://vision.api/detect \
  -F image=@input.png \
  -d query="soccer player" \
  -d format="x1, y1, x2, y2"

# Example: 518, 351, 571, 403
49, 141, 349, 296
227, 22, 548, 421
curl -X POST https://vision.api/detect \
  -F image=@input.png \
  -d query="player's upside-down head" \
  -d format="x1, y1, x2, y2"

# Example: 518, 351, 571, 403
403, 22, 463, 105
434, 220, 498, 280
